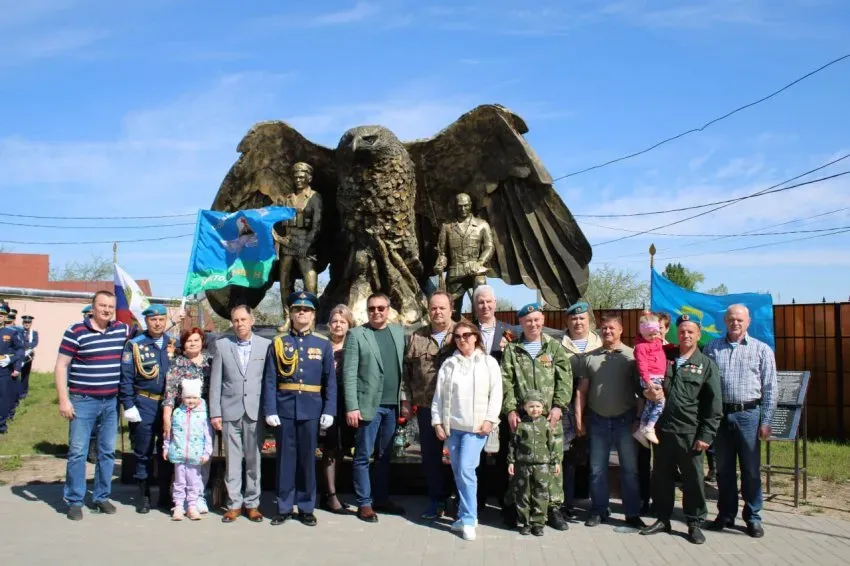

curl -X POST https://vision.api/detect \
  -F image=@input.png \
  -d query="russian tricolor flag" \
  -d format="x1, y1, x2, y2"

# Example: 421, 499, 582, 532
114, 263, 150, 331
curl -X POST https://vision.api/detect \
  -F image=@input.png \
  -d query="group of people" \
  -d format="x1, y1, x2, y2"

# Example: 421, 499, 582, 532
0, 301, 38, 435
51, 285, 777, 547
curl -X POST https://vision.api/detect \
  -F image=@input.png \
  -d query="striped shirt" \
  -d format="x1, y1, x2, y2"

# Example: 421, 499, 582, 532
572, 338, 588, 353
480, 324, 496, 353
704, 333, 778, 424
522, 340, 542, 358
59, 319, 133, 397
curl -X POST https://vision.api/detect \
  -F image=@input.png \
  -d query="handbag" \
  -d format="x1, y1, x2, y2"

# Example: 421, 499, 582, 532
473, 356, 500, 454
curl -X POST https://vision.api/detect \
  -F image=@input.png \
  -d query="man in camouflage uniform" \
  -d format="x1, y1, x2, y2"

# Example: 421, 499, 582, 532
434, 193, 494, 317
274, 162, 323, 308
501, 302, 572, 531
508, 390, 562, 536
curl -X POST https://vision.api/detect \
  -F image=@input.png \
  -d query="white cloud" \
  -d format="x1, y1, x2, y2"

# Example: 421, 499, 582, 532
258, 2, 394, 30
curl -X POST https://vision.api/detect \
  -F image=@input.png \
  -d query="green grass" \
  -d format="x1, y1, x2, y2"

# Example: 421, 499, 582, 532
0, 455, 22, 472
762, 440, 850, 483
0, 372, 70, 457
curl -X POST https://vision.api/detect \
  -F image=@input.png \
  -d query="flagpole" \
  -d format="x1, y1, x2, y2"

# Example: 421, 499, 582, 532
113, 241, 118, 265
649, 243, 656, 310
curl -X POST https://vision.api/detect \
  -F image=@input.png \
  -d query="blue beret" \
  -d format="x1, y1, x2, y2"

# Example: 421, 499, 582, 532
81, 305, 92, 315
21, 315, 34, 322
517, 302, 543, 319
0, 304, 7, 315
142, 304, 168, 317
676, 313, 701, 328
566, 301, 589, 315
287, 291, 318, 310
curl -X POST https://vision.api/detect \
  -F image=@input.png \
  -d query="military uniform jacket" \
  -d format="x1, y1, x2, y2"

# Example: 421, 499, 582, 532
119, 333, 172, 410
263, 330, 336, 421
0, 327, 25, 374
657, 348, 723, 445
23, 329, 39, 350
508, 415, 563, 466
501, 333, 572, 416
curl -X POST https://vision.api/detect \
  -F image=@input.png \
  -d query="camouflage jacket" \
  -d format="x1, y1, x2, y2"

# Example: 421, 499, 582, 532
501, 333, 572, 416
402, 324, 454, 407
508, 415, 562, 465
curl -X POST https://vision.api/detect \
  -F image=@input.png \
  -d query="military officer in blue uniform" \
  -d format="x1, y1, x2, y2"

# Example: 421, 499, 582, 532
264, 291, 337, 527
120, 304, 176, 513
0, 304, 24, 434
19, 315, 38, 401
4, 310, 24, 420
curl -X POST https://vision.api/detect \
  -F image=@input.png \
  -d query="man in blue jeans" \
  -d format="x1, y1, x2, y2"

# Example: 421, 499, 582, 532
343, 293, 408, 523
55, 291, 134, 521
704, 304, 777, 538
574, 313, 645, 528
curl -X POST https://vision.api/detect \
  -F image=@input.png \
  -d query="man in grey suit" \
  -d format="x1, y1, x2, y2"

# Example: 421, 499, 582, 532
209, 305, 271, 524
343, 292, 407, 523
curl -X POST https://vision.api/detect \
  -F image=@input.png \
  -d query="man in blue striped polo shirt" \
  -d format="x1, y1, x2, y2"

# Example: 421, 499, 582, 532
55, 290, 134, 521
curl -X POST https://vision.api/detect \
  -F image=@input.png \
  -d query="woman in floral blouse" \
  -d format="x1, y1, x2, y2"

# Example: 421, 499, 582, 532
162, 327, 212, 512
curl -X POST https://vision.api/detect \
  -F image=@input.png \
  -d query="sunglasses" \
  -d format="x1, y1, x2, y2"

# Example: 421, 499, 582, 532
453, 332, 476, 341
367, 305, 388, 313
291, 306, 313, 314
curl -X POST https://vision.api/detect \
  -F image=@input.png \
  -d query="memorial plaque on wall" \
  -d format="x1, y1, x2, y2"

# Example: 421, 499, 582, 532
769, 371, 811, 441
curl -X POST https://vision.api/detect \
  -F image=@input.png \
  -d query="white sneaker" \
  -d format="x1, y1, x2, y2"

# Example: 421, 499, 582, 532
462, 525, 476, 541
196, 497, 209, 514
451, 519, 464, 531
643, 427, 659, 445
633, 428, 650, 448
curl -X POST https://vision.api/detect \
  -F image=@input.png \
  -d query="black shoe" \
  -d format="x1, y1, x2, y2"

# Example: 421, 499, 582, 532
91, 500, 117, 515
531, 525, 544, 537
706, 517, 735, 531
66, 505, 84, 521
519, 524, 531, 536
502, 506, 518, 528
560, 505, 577, 518
746, 521, 764, 538
373, 501, 406, 516
297, 512, 318, 526
136, 481, 150, 514
548, 508, 569, 531
640, 520, 672, 535
705, 470, 717, 483
688, 525, 706, 545
625, 516, 646, 529
584, 514, 603, 527
271, 513, 292, 526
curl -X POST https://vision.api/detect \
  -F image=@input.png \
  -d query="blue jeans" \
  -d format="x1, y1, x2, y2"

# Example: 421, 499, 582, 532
417, 408, 448, 503
715, 407, 763, 523
64, 394, 118, 506
353, 405, 397, 507
589, 410, 641, 517
448, 430, 488, 526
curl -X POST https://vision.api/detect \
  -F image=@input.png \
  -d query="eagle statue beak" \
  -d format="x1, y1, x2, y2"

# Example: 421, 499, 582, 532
350, 136, 359, 153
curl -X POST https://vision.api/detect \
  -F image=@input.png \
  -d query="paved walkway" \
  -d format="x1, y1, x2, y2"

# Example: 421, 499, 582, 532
2, 484, 849, 565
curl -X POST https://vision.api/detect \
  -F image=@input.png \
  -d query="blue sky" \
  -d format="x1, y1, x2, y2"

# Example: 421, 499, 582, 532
1, 0, 849, 308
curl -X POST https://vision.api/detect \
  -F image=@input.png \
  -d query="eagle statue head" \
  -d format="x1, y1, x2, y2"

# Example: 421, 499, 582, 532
336, 125, 404, 164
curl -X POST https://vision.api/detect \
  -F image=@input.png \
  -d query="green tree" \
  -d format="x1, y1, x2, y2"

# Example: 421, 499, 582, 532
662, 262, 705, 291
705, 283, 729, 296
584, 265, 649, 309
496, 298, 515, 312
49, 255, 112, 281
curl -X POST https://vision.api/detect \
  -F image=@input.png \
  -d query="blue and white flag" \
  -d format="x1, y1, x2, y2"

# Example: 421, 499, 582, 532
651, 269, 775, 350
183, 207, 295, 296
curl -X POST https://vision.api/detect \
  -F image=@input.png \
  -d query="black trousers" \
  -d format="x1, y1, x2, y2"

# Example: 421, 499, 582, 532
652, 430, 707, 526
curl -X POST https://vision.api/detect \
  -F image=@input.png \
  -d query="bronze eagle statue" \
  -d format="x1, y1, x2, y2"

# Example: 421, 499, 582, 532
207, 104, 592, 323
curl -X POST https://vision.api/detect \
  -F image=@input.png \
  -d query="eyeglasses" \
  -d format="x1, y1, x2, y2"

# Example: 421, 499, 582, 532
368, 305, 388, 313
453, 332, 475, 341
291, 306, 313, 314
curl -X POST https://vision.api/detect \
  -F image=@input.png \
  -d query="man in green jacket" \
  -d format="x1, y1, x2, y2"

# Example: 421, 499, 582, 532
501, 303, 572, 531
343, 293, 407, 523
641, 314, 722, 545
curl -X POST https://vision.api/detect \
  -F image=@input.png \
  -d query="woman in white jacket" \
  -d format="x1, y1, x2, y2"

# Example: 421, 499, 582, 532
431, 318, 503, 541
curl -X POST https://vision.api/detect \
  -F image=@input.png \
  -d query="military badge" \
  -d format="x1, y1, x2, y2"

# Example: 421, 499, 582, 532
539, 353, 552, 367
123, 352, 132, 363
308, 347, 322, 360
2, 335, 9, 342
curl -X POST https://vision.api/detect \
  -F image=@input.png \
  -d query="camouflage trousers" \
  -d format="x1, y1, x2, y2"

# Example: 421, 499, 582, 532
502, 426, 564, 508
511, 463, 553, 526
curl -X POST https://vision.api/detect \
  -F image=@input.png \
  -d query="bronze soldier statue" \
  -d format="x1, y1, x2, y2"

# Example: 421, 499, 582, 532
274, 162, 322, 309
434, 193, 495, 316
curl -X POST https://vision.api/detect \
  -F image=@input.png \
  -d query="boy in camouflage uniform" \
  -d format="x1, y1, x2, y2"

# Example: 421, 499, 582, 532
507, 390, 563, 536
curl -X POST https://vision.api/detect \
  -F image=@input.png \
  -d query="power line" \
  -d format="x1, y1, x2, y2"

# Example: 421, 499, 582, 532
552, 53, 850, 182
584, 222, 850, 238
1, 212, 197, 220
0, 220, 195, 229
575, 153, 850, 218
593, 168, 850, 246
0, 234, 193, 245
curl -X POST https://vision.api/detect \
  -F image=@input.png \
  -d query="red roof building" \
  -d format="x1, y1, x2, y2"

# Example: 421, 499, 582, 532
0, 252, 153, 294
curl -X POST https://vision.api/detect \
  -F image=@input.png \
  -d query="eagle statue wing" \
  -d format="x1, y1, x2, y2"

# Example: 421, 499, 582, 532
404, 104, 592, 308
206, 121, 339, 316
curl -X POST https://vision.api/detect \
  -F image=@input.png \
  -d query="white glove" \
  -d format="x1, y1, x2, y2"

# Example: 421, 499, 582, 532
0, 356, 10, 367
320, 414, 334, 430
25, 349, 34, 357
266, 415, 281, 427
123, 406, 142, 423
